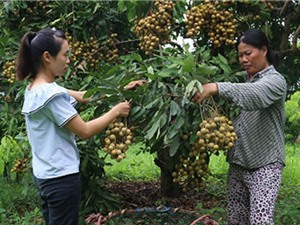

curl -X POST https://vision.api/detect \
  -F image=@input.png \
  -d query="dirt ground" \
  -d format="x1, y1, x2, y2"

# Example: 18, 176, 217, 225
83, 180, 225, 224
105, 180, 222, 211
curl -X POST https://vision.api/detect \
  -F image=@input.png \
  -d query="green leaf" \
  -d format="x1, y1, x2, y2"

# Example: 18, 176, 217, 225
185, 80, 202, 97
166, 116, 185, 141
158, 67, 178, 78
147, 66, 154, 75
174, 116, 185, 130
84, 87, 101, 98
144, 98, 160, 109
131, 53, 143, 62
130, 106, 145, 121
170, 100, 180, 116
182, 52, 195, 73
195, 81, 203, 93
169, 134, 180, 157
197, 63, 218, 76
96, 87, 118, 95
158, 112, 168, 138
0, 159, 4, 176
185, 80, 197, 97
118, 0, 126, 12
145, 111, 167, 140
145, 116, 160, 140
217, 54, 228, 65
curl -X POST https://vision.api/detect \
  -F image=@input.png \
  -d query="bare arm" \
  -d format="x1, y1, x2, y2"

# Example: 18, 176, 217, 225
65, 101, 130, 139
68, 79, 146, 103
68, 90, 91, 103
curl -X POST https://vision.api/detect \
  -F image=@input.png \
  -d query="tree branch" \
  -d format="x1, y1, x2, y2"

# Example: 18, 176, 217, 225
292, 24, 300, 50
279, 0, 291, 17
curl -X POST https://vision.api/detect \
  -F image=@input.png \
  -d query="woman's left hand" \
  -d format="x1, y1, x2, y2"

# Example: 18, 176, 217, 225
124, 80, 146, 91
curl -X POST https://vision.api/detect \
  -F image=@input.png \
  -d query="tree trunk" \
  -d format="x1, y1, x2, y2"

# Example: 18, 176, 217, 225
155, 147, 181, 198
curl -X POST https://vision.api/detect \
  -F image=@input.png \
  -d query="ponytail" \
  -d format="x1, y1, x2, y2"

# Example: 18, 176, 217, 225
16, 31, 37, 81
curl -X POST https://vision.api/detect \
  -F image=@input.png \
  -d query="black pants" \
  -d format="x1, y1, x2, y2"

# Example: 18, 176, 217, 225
34, 173, 81, 225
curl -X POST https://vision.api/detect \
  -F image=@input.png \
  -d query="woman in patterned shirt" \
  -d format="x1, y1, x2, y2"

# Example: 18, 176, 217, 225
192, 29, 287, 225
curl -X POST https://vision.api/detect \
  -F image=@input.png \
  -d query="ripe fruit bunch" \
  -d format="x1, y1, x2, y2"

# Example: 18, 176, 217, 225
133, 0, 175, 55
184, 1, 237, 48
66, 33, 119, 70
260, 0, 280, 11
197, 115, 237, 156
97, 33, 119, 63
26, 0, 48, 15
9, 0, 48, 18
102, 120, 134, 162
11, 158, 30, 174
172, 142, 209, 192
2, 60, 16, 84
66, 34, 88, 64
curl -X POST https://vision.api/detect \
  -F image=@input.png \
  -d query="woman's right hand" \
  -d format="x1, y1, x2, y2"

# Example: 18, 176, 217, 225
112, 101, 131, 117
191, 83, 218, 103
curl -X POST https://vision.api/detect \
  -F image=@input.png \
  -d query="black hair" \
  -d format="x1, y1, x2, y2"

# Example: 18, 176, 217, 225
237, 29, 279, 69
16, 27, 67, 81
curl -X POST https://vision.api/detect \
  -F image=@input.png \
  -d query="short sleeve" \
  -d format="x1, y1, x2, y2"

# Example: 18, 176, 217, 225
43, 93, 78, 127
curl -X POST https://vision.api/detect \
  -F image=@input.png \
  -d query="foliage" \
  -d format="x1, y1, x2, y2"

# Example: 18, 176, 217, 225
1, 143, 299, 224
0, 136, 23, 180
0, 0, 300, 217
78, 137, 123, 217
275, 184, 300, 225
282, 143, 300, 187
285, 91, 300, 142
100, 143, 160, 181
0, 173, 43, 225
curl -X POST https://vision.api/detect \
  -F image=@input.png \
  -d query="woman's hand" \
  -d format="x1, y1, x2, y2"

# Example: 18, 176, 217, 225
191, 83, 218, 103
111, 101, 131, 117
124, 80, 146, 91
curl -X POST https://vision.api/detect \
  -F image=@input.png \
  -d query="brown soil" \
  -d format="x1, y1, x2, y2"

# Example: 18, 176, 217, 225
105, 180, 223, 211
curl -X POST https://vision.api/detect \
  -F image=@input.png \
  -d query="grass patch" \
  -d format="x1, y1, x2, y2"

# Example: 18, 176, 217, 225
1, 143, 299, 224
102, 143, 300, 225
0, 175, 43, 225
99, 143, 160, 181
208, 152, 228, 175
282, 143, 300, 187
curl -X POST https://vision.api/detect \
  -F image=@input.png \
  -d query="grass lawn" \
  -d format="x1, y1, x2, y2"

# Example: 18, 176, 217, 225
1, 143, 299, 224
101, 142, 300, 225
101, 142, 300, 187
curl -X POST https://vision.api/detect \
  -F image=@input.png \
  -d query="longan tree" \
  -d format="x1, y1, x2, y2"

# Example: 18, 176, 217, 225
0, 0, 299, 216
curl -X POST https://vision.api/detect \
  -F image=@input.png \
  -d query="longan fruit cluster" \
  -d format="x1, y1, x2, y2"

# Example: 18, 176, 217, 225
97, 33, 119, 63
185, 1, 237, 48
11, 158, 30, 174
172, 142, 210, 192
26, 0, 48, 15
259, 0, 285, 11
9, 0, 48, 18
66, 33, 119, 70
197, 115, 237, 156
2, 60, 16, 84
66, 34, 87, 63
102, 120, 134, 162
133, 0, 175, 55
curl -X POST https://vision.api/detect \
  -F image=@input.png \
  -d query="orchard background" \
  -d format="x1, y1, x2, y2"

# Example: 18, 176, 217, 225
0, 0, 300, 224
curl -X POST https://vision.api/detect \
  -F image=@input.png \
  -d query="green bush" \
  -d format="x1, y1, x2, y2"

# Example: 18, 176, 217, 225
285, 91, 300, 142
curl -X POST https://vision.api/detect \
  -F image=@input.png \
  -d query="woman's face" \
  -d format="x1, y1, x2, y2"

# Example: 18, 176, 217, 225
238, 42, 269, 77
49, 39, 70, 77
